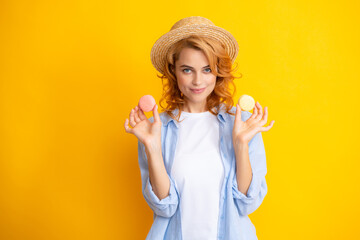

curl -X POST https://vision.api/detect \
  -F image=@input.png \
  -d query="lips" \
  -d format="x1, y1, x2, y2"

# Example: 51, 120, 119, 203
190, 88, 205, 93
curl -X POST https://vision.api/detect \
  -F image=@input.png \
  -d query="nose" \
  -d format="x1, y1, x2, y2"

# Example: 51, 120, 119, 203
192, 72, 203, 86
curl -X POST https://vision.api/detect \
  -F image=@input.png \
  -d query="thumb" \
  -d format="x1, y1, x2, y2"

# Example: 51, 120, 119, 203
153, 104, 160, 123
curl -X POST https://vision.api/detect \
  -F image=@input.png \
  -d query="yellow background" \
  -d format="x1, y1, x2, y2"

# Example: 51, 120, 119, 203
1, 0, 359, 239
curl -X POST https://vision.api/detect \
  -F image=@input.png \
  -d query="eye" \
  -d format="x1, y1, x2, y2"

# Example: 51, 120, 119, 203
204, 68, 211, 73
183, 68, 191, 73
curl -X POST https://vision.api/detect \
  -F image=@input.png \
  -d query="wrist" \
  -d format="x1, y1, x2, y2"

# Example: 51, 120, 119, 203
145, 141, 162, 155
233, 137, 248, 146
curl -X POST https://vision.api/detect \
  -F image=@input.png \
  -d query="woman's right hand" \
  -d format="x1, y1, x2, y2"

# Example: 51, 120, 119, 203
124, 104, 162, 150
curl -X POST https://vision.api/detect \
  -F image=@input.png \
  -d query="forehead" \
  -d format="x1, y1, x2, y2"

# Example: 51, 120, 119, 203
177, 47, 209, 65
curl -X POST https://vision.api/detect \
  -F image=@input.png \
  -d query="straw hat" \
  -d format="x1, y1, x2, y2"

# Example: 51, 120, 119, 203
150, 16, 239, 75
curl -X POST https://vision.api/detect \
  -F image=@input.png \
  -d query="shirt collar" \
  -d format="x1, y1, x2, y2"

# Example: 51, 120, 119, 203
161, 104, 227, 129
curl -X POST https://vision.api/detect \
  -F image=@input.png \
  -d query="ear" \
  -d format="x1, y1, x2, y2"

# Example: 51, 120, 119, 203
169, 64, 175, 74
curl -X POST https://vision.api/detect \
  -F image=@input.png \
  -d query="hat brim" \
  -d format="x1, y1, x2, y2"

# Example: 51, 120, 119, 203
150, 25, 239, 75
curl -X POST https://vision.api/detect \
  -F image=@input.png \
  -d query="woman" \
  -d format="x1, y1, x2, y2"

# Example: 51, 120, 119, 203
124, 16, 275, 240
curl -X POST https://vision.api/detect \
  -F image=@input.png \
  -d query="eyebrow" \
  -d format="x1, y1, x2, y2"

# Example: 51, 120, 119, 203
179, 64, 210, 69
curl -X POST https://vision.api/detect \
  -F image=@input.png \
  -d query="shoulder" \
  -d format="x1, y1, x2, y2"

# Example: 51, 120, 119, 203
147, 107, 253, 124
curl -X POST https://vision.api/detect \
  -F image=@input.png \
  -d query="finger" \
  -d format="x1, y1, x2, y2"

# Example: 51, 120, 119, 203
129, 108, 136, 127
257, 102, 263, 115
261, 106, 268, 124
255, 102, 263, 121
124, 118, 133, 134
260, 120, 275, 132
235, 104, 242, 121
250, 104, 258, 119
137, 106, 147, 120
153, 104, 161, 123
134, 106, 141, 123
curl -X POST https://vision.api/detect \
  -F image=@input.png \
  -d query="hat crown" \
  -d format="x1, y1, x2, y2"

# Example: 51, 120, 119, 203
170, 16, 215, 31
151, 16, 239, 75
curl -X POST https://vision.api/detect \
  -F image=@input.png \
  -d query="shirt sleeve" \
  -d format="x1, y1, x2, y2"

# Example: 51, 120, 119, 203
232, 131, 268, 216
137, 140, 179, 218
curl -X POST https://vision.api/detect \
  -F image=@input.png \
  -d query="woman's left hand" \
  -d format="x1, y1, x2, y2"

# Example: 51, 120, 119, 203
232, 101, 275, 145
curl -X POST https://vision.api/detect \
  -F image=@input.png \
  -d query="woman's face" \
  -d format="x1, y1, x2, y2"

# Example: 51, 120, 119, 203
174, 47, 217, 112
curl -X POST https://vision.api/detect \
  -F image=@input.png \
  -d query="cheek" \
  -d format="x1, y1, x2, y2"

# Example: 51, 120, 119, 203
177, 79, 187, 91
207, 76, 217, 86
177, 77, 189, 87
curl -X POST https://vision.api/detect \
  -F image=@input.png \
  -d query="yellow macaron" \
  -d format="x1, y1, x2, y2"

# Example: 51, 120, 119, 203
238, 94, 255, 111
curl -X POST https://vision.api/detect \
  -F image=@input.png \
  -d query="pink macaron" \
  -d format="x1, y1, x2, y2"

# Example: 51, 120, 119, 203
138, 95, 156, 112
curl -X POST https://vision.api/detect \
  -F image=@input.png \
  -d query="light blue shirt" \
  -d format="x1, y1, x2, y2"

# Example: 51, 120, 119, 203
137, 104, 268, 240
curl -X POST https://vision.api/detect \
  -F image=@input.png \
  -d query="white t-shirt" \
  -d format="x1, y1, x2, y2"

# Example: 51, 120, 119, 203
170, 110, 225, 240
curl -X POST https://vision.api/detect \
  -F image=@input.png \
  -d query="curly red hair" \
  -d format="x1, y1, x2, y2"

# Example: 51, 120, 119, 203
156, 35, 242, 122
